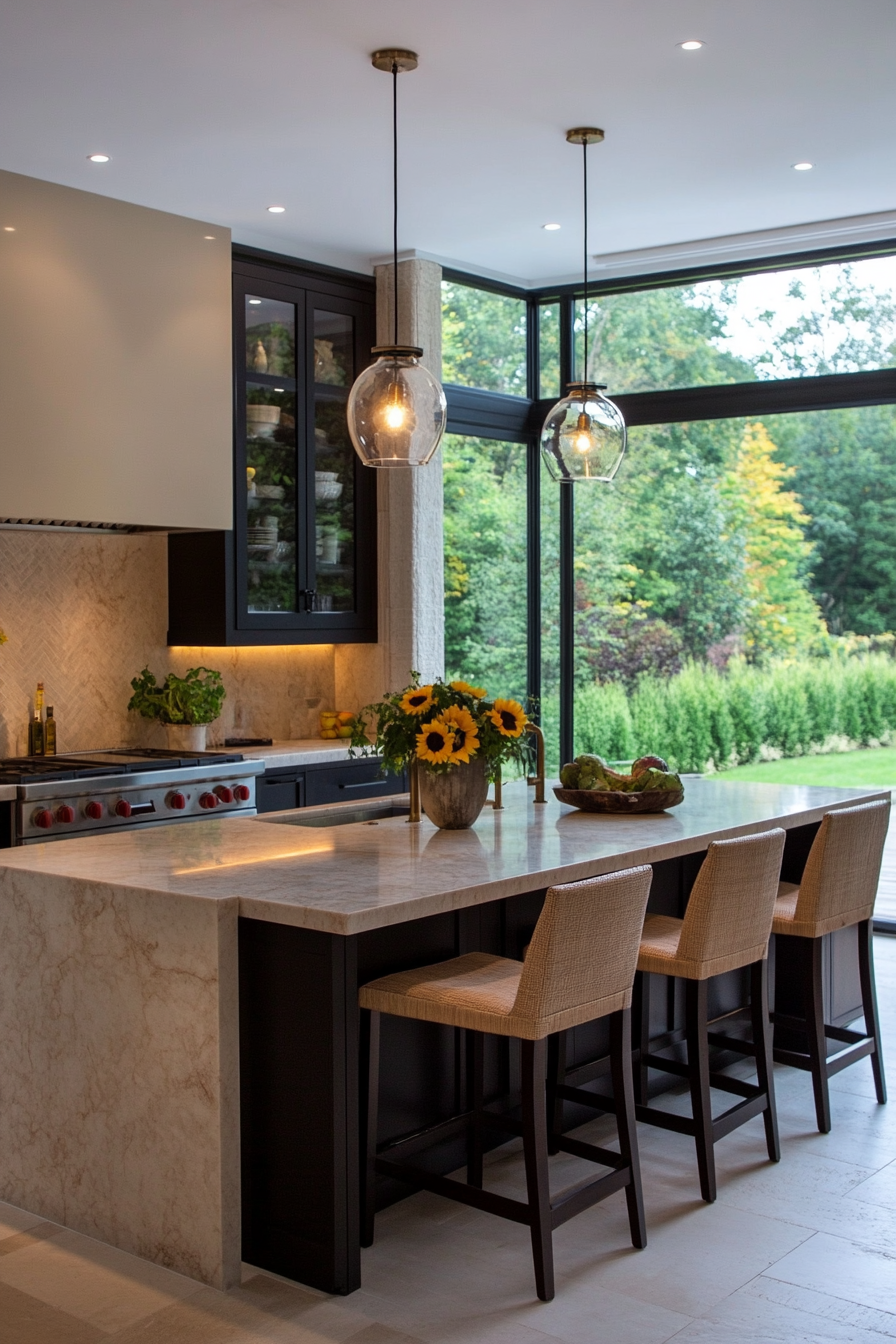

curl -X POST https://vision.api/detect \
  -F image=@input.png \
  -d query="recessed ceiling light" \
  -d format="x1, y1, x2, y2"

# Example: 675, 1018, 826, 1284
274, 387, 285, 393
87, 153, 110, 163
203, 234, 216, 240
542, 222, 561, 231
679, 39, 704, 50
267, 205, 286, 214
793, 161, 814, 171
3, 226, 15, 232
248, 298, 262, 305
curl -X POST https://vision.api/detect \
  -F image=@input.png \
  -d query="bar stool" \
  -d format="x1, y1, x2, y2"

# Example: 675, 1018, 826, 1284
635, 828, 786, 1203
771, 799, 889, 1133
359, 865, 653, 1302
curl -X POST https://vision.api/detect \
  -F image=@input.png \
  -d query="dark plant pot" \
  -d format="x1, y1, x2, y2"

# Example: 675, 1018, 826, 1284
419, 758, 490, 829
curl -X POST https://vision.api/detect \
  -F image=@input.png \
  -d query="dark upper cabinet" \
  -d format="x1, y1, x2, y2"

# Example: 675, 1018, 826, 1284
168, 253, 377, 646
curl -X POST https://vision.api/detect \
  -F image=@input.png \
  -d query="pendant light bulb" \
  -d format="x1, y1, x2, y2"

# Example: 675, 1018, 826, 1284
540, 128, 626, 484
346, 50, 447, 469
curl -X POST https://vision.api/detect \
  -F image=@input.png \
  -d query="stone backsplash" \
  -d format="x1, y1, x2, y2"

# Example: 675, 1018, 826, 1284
0, 530, 337, 755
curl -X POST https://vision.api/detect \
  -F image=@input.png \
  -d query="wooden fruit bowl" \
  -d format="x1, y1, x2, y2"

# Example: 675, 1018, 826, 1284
553, 787, 685, 814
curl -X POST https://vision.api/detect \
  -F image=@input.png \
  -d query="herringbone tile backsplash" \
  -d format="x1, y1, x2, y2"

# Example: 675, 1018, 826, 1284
0, 531, 336, 755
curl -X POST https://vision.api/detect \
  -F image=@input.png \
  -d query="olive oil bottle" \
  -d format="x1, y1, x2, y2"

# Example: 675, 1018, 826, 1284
44, 706, 57, 756
28, 682, 45, 755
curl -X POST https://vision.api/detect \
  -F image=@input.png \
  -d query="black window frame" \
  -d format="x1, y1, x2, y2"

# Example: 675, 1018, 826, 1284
442, 236, 896, 765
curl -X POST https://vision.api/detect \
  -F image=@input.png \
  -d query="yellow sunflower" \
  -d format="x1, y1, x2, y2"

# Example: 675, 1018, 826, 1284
416, 720, 455, 765
489, 698, 527, 738
450, 679, 487, 699
439, 705, 480, 764
399, 685, 434, 716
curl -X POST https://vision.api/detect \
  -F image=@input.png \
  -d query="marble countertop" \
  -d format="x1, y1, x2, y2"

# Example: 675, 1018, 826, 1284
0, 778, 888, 935
230, 739, 356, 769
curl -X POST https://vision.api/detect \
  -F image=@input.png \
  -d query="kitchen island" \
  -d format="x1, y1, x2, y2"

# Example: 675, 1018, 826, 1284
0, 779, 888, 1294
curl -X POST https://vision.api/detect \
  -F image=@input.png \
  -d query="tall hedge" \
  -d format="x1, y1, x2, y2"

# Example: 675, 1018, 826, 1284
573, 653, 896, 772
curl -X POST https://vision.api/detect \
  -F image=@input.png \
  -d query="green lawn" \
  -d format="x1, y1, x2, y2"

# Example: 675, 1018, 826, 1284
717, 746, 896, 787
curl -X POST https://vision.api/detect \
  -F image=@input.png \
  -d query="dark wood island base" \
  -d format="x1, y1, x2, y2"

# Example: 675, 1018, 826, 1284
238, 818, 876, 1295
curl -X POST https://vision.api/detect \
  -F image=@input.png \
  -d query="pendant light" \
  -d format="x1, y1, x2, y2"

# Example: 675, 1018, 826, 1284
540, 128, 626, 483
346, 49, 447, 468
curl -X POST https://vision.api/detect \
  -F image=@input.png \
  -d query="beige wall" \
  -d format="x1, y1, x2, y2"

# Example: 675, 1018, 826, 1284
0, 530, 337, 755
0, 170, 232, 531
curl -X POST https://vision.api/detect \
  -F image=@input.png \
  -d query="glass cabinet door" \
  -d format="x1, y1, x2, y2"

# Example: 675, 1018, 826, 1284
311, 308, 356, 613
230, 265, 376, 641
244, 292, 300, 613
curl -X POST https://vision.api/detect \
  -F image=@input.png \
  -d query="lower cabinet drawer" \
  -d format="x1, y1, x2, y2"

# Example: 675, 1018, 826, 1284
256, 774, 305, 814
304, 760, 403, 807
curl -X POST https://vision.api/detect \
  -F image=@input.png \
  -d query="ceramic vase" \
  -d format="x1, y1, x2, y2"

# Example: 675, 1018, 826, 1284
165, 723, 208, 753
419, 757, 489, 830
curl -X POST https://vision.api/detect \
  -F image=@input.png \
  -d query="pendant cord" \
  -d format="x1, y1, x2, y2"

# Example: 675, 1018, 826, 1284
392, 60, 399, 348
582, 138, 588, 384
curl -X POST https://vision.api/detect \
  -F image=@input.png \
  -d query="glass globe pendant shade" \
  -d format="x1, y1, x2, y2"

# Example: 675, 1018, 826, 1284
540, 382, 626, 482
347, 345, 447, 467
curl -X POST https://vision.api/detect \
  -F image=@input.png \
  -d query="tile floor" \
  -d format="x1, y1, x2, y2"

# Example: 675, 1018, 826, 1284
2, 936, 895, 1344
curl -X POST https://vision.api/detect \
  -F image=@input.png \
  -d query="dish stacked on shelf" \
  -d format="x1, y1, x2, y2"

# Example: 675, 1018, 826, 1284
316, 471, 342, 502
247, 516, 279, 556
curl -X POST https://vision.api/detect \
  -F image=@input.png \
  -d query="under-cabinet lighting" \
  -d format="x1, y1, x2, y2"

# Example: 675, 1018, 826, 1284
87, 153, 110, 163
542, 223, 561, 231
793, 161, 814, 171
679, 40, 704, 50
267, 204, 286, 213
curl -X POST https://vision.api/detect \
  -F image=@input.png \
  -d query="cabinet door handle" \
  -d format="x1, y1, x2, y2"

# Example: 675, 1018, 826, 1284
338, 779, 386, 790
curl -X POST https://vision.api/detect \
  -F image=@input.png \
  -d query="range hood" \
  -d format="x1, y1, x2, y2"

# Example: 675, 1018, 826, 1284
0, 170, 233, 532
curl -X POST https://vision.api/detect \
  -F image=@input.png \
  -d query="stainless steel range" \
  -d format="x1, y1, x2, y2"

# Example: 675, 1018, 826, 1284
0, 748, 265, 845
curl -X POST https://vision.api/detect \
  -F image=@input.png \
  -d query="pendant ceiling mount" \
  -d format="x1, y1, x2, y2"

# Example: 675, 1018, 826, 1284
371, 48, 419, 73
346, 48, 446, 468
540, 127, 626, 483
565, 127, 605, 146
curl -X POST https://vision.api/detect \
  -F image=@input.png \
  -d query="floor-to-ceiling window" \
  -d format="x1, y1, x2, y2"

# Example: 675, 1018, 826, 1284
442, 247, 896, 779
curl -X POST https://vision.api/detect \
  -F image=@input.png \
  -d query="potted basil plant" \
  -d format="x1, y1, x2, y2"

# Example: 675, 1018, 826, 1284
128, 666, 226, 752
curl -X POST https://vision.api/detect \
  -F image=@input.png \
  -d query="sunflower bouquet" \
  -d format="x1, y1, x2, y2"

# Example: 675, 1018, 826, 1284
349, 674, 529, 777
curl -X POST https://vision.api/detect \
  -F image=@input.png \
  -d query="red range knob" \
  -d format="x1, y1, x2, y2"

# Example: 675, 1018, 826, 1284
85, 800, 104, 820
56, 805, 76, 824
233, 784, 251, 802
214, 785, 234, 803
199, 792, 219, 809
168, 791, 187, 810
33, 808, 53, 830
115, 799, 132, 818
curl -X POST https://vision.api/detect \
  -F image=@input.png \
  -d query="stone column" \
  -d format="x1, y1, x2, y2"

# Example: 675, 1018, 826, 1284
335, 257, 444, 708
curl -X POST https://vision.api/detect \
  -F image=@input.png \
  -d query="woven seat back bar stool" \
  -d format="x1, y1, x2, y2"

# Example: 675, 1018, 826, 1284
635, 828, 786, 1204
359, 865, 653, 1303
772, 799, 889, 1133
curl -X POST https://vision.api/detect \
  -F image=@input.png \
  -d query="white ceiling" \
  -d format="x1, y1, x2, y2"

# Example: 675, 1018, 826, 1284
1, 0, 894, 286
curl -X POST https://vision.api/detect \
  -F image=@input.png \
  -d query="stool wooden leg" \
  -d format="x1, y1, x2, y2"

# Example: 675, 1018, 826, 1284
804, 937, 832, 1134
858, 920, 887, 1105
361, 1010, 381, 1248
750, 957, 780, 1162
634, 971, 650, 1104
466, 1030, 484, 1187
610, 1008, 646, 1249
546, 1031, 567, 1156
685, 978, 716, 1203
521, 1038, 554, 1302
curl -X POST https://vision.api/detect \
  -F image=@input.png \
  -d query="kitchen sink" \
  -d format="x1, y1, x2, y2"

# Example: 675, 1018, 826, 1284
255, 801, 411, 828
